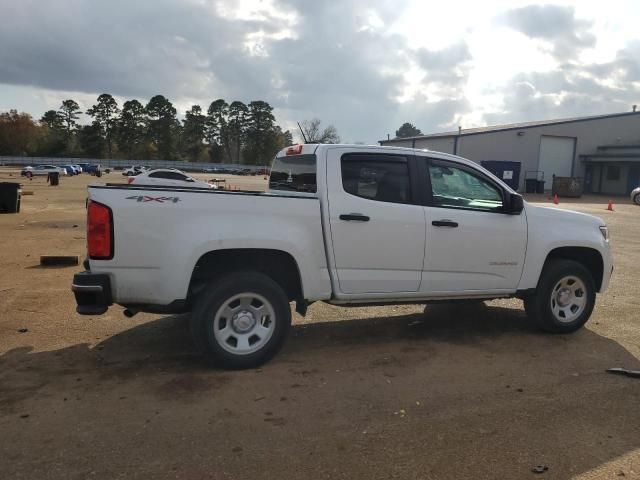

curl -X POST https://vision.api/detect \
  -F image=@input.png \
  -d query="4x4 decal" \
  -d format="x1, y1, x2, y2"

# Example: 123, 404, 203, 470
126, 195, 180, 203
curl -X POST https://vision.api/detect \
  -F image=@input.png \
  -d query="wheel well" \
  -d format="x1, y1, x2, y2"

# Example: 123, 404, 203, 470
188, 249, 303, 303
545, 247, 604, 291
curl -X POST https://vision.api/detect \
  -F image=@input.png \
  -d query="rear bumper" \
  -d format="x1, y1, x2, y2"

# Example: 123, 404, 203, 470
71, 271, 113, 315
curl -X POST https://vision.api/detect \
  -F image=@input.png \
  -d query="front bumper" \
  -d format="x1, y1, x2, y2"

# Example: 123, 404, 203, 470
71, 271, 113, 315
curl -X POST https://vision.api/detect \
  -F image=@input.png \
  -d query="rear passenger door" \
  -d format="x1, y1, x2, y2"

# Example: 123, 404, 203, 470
326, 148, 426, 295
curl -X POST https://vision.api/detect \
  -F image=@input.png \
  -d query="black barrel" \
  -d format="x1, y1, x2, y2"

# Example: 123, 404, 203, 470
525, 179, 537, 193
48, 171, 60, 186
0, 182, 22, 213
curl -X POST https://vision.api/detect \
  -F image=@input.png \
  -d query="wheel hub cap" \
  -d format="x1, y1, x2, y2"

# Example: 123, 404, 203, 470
556, 288, 572, 307
232, 310, 256, 333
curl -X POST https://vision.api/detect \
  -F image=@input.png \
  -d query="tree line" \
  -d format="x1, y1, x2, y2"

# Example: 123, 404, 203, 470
0, 94, 337, 164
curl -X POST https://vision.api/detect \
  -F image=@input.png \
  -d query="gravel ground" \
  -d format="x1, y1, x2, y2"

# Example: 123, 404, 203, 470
0, 168, 638, 479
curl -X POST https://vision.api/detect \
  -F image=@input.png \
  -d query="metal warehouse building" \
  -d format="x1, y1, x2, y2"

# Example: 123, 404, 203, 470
380, 111, 640, 195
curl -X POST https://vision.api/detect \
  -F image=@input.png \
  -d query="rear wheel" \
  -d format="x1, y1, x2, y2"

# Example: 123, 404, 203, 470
190, 272, 291, 369
524, 259, 595, 333
633, 193, 640, 206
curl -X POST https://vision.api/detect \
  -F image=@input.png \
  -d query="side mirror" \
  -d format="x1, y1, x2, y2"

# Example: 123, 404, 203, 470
507, 193, 524, 215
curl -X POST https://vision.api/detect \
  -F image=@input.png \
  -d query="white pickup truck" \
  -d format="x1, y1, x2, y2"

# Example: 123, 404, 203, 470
72, 144, 613, 368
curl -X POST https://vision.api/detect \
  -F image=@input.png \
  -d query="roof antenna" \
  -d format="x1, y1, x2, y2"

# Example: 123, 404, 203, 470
297, 121, 309, 144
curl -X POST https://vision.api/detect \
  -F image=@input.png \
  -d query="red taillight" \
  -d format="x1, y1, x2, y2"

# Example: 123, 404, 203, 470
286, 144, 303, 155
127, 176, 134, 184
87, 200, 113, 259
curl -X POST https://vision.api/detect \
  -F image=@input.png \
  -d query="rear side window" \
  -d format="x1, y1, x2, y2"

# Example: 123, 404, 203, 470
269, 154, 317, 193
341, 154, 410, 204
149, 171, 188, 181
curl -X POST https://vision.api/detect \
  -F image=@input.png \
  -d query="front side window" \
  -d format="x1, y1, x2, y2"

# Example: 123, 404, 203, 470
341, 154, 410, 204
269, 154, 317, 193
429, 162, 503, 211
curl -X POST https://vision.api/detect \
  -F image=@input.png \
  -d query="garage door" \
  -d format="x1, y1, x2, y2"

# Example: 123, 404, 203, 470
538, 136, 575, 190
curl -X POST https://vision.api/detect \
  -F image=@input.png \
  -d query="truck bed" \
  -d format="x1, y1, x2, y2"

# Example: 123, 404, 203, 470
87, 184, 332, 307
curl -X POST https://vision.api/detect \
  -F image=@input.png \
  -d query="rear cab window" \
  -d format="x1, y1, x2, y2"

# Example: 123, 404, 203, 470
269, 154, 317, 193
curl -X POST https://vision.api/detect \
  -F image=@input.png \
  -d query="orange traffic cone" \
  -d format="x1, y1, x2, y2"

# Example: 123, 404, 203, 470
607, 200, 614, 211
553, 194, 559, 205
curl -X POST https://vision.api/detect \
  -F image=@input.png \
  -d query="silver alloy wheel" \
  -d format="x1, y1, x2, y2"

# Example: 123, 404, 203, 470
634, 194, 640, 206
213, 292, 276, 355
550, 275, 587, 323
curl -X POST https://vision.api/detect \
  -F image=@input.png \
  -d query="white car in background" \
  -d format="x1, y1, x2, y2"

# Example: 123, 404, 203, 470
122, 166, 148, 176
22, 165, 67, 177
128, 169, 215, 188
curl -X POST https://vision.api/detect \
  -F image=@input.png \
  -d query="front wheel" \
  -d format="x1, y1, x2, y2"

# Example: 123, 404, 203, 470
190, 272, 292, 369
524, 259, 596, 333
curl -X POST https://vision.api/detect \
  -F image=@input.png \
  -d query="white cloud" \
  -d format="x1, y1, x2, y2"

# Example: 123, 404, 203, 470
0, 0, 639, 142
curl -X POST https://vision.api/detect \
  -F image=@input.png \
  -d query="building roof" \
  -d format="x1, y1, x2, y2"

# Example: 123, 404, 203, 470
382, 111, 640, 144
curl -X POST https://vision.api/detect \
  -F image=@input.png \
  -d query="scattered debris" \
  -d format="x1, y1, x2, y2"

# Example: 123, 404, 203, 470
517, 388, 523, 392
20, 414, 29, 419
17, 328, 28, 333
531, 465, 549, 474
606, 367, 640, 379
254, 396, 266, 402
22, 191, 34, 196
40, 255, 79, 267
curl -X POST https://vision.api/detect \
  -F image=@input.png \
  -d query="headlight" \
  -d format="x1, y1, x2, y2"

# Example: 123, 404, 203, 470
599, 226, 609, 242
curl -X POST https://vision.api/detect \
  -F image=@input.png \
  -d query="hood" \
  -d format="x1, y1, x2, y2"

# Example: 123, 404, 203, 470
524, 202, 606, 228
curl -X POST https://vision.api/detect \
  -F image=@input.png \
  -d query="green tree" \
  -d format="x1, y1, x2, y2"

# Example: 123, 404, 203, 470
300, 118, 340, 144
117, 99, 147, 159
145, 95, 178, 159
58, 99, 81, 139
86, 93, 120, 158
227, 101, 248, 163
38, 110, 66, 155
181, 105, 207, 161
395, 122, 422, 138
77, 123, 105, 158
40, 110, 63, 130
206, 99, 228, 162
243, 100, 277, 165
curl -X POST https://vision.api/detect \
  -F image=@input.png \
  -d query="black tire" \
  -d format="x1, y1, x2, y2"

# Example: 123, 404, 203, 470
634, 193, 640, 206
190, 271, 292, 369
524, 259, 596, 333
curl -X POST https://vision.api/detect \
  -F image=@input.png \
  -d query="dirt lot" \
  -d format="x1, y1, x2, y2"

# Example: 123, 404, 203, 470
1, 168, 639, 479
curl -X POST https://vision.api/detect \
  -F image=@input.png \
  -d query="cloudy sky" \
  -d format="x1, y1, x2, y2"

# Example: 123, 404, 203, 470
0, 0, 639, 143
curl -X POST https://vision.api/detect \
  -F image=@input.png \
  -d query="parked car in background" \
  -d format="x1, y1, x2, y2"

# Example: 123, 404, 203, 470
61, 165, 78, 175
123, 166, 148, 176
22, 165, 66, 177
631, 186, 640, 205
128, 169, 215, 188
77, 163, 101, 175
71, 164, 83, 173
